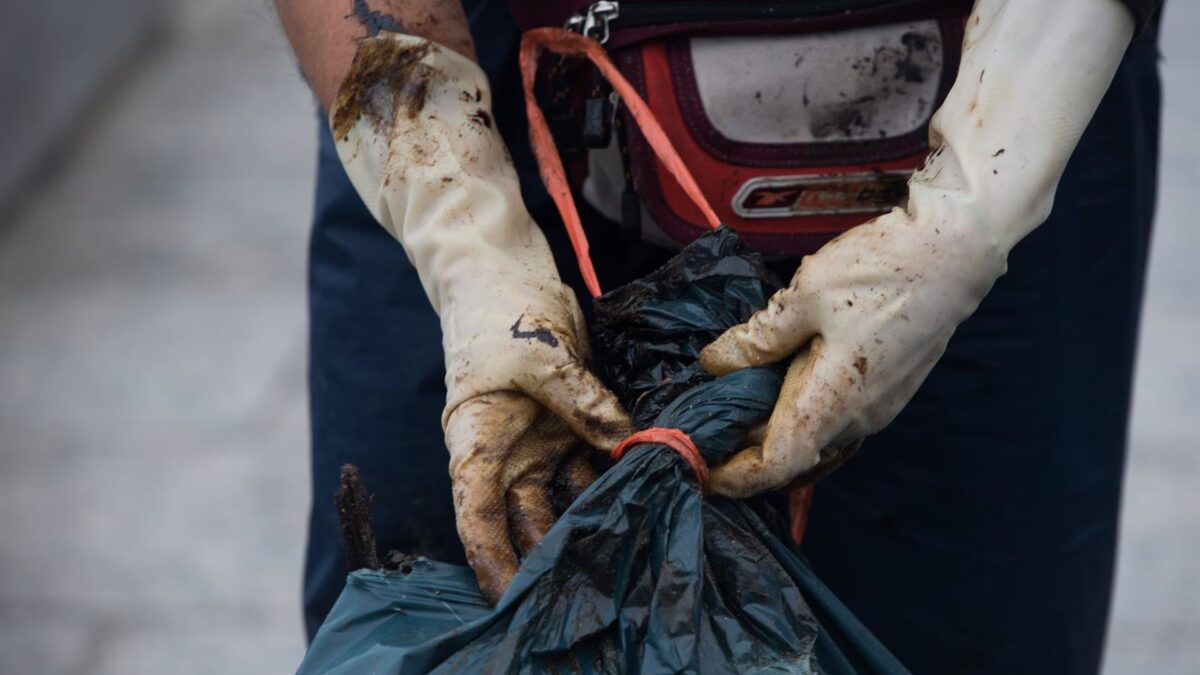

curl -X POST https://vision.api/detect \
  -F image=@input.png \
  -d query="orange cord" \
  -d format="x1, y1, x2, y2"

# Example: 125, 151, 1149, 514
520, 27, 721, 298
611, 427, 710, 489
788, 485, 815, 545
521, 29, 817, 538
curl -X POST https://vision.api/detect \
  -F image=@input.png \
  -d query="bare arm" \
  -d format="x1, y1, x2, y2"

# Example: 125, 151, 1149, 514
272, 0, 477, 110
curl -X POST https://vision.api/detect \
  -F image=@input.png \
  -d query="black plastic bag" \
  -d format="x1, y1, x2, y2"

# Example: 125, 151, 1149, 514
298, 227, 911, 674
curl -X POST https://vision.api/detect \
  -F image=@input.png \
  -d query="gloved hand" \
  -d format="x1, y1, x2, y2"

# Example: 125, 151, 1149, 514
329, 33, 631, 601
700, 0, 1135, 498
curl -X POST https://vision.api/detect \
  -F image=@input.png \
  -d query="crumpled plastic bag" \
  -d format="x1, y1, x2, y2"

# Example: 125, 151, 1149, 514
297, 227, 911, 674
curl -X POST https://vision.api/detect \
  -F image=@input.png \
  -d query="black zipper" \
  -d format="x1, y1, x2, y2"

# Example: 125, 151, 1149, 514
570, 0, 953, 42
609, 0, 933, 29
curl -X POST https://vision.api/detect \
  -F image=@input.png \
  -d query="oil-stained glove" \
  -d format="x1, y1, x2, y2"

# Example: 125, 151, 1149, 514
700, 0, 1135, 498
329, 34, 631, 601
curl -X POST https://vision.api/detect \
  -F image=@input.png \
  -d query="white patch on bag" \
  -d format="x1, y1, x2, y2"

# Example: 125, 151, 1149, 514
690, 21, 943, 143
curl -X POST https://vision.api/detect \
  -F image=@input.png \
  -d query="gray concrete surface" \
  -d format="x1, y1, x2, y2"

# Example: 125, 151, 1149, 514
1102, 4, 1200, 673
0, 0, 165, 211
0, 1, 1195, 674
0, 2, 312, 673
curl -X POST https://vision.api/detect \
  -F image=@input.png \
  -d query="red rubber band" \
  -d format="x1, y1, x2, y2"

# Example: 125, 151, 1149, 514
611, 427, 709, 489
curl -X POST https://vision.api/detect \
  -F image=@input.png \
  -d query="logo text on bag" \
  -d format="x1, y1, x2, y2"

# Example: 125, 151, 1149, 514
732, 172, 910, 218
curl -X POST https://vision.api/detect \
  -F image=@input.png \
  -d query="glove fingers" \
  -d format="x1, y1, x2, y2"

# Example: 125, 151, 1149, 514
524, 361, 632, 452
710, 339, 853, 498
788, 437, 864, 487
555, 446, 600, 506
743, 421, 769, 448
444, 392, 539, 604
507, 475, 559, 557
504, 412, 575, 556
701, 280, 814, 375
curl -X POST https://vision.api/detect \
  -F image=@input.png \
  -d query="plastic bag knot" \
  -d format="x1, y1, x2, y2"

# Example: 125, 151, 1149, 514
611, 427, 709, 490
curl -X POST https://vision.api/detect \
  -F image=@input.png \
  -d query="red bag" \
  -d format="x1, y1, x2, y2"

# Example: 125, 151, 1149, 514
511, 0, 972, 255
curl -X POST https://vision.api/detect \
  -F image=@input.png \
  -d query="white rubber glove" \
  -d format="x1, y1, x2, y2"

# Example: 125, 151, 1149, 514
329, 34, 631, 600
700, 0, 1135, 498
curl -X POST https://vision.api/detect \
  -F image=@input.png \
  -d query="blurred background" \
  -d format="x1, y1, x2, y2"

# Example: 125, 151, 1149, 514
0, 1, 1195, 673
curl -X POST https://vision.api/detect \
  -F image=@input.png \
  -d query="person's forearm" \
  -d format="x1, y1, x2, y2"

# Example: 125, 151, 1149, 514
273, 0, 476, 110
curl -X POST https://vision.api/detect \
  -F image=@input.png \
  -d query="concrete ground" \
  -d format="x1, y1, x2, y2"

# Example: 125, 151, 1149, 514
0, 3, 312, 673
0, 2, 1195, 674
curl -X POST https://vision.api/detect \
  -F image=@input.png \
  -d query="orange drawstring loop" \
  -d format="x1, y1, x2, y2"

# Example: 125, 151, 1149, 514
611, 427, 709, 489
788, 485, 815, 545
520, 27, 721, 298
521, 30, 815, 539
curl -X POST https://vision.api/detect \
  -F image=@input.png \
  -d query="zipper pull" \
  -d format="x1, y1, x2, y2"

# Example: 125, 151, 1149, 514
583, 87, 617, 149
565, 1, 620, 44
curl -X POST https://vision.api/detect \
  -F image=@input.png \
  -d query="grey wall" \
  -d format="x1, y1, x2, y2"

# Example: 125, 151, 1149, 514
0, 0, 165, 212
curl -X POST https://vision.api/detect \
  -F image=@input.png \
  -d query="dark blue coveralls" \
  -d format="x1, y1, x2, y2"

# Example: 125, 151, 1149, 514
302, 3, 1162, 673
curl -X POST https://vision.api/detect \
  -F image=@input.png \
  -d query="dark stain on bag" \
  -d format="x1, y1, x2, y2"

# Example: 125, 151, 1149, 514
331, 39, 433, 140
847, 30, 939, 85
810, 29, 939, 140
895, 31, 938, 83
810, 95, 878, 139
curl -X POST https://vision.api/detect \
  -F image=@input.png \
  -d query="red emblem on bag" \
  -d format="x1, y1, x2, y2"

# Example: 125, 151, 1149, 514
732, 172, 910, 218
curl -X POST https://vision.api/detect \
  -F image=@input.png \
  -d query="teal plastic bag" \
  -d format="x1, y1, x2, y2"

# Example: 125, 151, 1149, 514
299, 228, 911, 674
